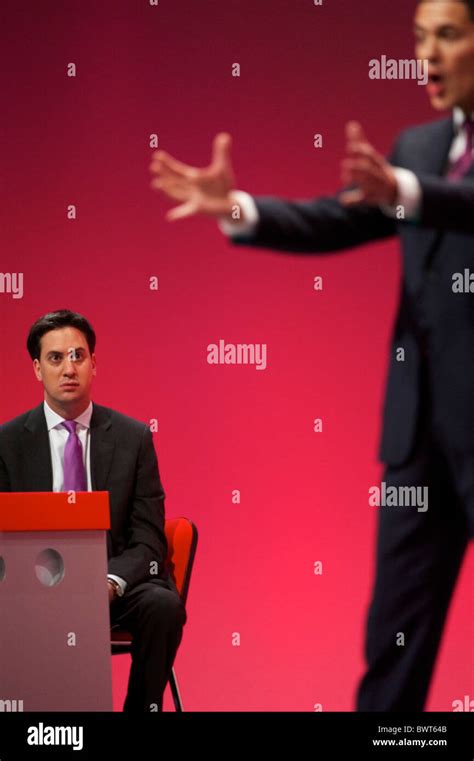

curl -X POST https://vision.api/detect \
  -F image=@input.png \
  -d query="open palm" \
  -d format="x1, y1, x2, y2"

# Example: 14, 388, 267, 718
149, 132, 236, 221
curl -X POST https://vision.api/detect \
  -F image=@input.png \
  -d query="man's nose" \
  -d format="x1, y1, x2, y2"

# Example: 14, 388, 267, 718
418, 37, 440, 62
62, 359, 77, 375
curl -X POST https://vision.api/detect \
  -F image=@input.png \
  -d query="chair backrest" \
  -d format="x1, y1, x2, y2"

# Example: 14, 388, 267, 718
165, 518, 198, 606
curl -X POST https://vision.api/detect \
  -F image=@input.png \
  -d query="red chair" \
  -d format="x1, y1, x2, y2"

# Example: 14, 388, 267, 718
111, 517, 198, 711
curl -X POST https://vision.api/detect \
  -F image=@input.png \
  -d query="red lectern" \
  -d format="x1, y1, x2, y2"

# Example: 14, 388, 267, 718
0, 492, 113, 711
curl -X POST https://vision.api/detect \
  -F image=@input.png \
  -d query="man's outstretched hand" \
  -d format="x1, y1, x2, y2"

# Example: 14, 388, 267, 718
339, 121, 398, 207
149, 132, 237, 221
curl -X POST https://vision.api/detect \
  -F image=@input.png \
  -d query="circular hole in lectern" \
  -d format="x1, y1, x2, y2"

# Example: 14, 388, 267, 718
35, 549, 65, 587
0, 556, 5, 581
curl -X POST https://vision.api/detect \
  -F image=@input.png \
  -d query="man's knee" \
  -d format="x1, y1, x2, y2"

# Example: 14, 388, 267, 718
141, 586, 186, 631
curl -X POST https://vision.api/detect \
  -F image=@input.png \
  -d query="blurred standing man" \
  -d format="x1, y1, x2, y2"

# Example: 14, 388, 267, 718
149, 0, 474, 710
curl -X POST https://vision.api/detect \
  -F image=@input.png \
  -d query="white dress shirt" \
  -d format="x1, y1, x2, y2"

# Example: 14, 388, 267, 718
43, 399, 127, 596
218, 106, 474, 236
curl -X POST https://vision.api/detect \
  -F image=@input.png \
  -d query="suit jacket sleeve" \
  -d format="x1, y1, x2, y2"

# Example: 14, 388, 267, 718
416, 175, 474, 234
228, 141, 403, 253
231, 194, 397, 253
107, 425, 168, 589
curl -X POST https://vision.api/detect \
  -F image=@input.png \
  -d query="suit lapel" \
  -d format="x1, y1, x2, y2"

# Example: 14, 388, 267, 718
419, 117, 454, 177
23, 404, 53, 491
90, 403, 115, 491
414, 117, 455, 269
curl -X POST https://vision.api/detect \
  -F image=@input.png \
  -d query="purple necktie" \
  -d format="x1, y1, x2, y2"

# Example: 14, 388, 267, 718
447, 119, 473, 180
62, 420, 87, 491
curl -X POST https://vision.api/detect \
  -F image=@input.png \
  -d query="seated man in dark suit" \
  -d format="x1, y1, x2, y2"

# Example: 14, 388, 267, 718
0, 309, 186, 713
149, 0, 474, 711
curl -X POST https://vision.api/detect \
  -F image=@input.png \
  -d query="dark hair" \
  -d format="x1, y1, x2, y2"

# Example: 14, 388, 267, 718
461, 0, 474, 18
27, 309, 96, 360
457, 0, 474, 19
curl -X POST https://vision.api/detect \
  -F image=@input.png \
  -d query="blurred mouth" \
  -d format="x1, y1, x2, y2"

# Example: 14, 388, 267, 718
427, 72, 447, 98
60, 383, 80, 390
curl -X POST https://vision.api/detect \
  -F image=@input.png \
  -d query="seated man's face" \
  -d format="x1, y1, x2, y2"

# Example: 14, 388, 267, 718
33, 327, 96, 411
414, 1, 474, 112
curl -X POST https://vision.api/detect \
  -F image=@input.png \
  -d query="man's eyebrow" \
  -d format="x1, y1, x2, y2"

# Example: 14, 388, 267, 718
413, 22, 461, 33
46, 347, 85, 355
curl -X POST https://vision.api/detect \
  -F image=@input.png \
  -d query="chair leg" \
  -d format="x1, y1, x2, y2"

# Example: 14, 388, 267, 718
169, 667, 183, 711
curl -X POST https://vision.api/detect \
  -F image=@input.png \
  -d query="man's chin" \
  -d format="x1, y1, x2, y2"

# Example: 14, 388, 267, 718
55, 389, 86, 405
428, 95, 455, 113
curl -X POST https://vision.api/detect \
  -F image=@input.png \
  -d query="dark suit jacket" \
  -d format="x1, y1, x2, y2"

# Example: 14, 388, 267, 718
230, 116, 474, 467
0, 402, 170, 592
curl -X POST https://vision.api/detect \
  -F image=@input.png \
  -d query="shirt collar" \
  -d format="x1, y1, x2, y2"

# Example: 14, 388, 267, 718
43, 399, 93, 432
453, 106, 474, 131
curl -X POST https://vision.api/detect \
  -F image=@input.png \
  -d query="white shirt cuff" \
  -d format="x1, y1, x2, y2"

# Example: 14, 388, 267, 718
217, 190, 259, 237
380, 167, 422, 220
107, 574, 127, 595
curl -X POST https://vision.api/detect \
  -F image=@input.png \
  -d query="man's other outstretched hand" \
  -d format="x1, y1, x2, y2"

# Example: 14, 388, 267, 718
339, 121, 398, 207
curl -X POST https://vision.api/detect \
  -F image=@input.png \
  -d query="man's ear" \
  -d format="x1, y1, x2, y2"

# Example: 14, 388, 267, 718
33, 359, 42, 382
91, 353, 97, 377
